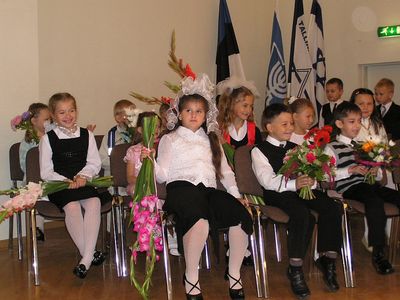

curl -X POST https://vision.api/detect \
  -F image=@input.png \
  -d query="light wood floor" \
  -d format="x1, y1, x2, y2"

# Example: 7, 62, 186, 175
1, 214, 400, 300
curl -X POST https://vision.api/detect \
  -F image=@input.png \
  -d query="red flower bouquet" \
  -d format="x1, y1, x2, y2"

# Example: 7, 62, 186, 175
278, 126, 336, 200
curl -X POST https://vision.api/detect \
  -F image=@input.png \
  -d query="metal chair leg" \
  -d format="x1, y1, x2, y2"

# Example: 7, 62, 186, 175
119, 204, 128, 277
100, 213, 108, 253
340, 204, 355, 288
111, 201, 121, 277
273, 223, 282, 262
201, 239, 211, 270
249, 207, 263, 298
388, 216, 399, 265
17, 212, 23, 261
160, 211, 173, 300
30, 208, 40, 286
255, 206, 270, 298
8, 215, 14, 251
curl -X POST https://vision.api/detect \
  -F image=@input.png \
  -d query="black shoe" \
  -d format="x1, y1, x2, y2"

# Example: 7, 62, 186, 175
287, 266, 310, 299
183, 274, 203, 300
315, 256, 339, 292
242, 254, 254, 266
372, 252, 394, 275
91, 251, 106, 266
73, 264, 88, 279
225, 269, 245, 299
36, 227, 45, 242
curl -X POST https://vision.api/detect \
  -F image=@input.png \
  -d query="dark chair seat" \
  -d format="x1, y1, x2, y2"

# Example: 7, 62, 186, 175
348, 199, 399, 217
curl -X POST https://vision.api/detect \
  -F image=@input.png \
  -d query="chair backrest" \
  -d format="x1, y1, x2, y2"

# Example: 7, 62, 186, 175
391, 139, 400, 185
110, 143, 131, 187
234, 146, 263, 197
9, 142, 24, 183
25, 147, 41, 183
94, 135, 104, 150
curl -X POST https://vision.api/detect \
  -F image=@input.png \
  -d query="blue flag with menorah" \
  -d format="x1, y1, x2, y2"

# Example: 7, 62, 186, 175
265, 2, 287, 106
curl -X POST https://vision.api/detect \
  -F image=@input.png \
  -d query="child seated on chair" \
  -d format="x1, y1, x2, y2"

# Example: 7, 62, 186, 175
99, 99, 136, 175
153, 73, 253, 299
325, 101, 400, 275
39, 93, 106, 279
19, 103, 51, 241
251, 103, 342, 298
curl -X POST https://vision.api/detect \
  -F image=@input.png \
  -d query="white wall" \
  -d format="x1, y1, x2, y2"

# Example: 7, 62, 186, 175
2, 0, 400, 240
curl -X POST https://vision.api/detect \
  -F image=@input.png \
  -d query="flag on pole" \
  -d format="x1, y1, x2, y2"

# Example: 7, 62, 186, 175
216, 0, 245, 83
308, 0, 326, 118
265, 1, 287, 106
288, 0, 316, 115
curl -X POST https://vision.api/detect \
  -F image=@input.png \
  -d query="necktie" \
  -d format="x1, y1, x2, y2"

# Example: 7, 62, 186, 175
279, 144, 285, 148
381, 105, 387, 117
350, 140, 357, 148
332, 103, 337, 113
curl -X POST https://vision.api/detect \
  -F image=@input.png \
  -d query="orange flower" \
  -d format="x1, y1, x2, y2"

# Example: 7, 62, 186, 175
362, 141, 375, 153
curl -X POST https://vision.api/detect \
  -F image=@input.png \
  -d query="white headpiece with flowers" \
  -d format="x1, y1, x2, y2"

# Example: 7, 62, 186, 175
216, 76, 260, 98
167, 73, 219, 134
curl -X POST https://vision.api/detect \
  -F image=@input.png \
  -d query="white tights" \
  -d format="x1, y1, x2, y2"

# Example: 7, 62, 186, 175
183, 220, 248, 294
63, 197, 101, 269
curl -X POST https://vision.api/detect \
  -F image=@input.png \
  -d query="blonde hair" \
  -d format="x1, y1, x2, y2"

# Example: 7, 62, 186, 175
217, 87, 254, 132
48, 93, 76, 114
25, 103, 49, 143
114, 99, 136, 116
375, 78, 395, 92
286, 98, 314, 114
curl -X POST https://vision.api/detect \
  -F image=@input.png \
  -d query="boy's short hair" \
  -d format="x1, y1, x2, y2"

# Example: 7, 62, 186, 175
326, 78, 343, 90
261, 103, 290, 129
114, 99, 135, 116
333, 101, 361, 123
375, 78, 395, 92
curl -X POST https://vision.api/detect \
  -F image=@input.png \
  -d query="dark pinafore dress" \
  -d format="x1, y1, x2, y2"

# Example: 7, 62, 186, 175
47, 128, 99, 210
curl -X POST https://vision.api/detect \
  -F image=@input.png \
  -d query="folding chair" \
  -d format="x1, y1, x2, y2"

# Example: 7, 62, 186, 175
25, 147, 112, 286
109, 143, 131, 277
8, 142, 24, 260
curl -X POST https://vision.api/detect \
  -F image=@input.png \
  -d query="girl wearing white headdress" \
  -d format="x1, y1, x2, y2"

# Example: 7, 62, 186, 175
155, 73, 252, 300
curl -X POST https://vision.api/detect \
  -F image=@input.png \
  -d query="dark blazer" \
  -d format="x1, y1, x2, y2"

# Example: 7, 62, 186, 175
378, 102, 400, 140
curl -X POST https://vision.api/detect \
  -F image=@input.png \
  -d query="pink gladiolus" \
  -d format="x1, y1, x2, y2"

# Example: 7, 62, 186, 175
330, 156, 336, 165
10, 115, 22, 131
132, 250, 138, 263
306, 152, 316, 163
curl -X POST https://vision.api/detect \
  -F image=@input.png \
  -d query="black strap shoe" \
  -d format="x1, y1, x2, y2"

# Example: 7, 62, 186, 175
73, 264, 88, 279
183, 274, 203, 300
316, 256, 339, 292
91, 251, 106, 266
226, 271, 245, 299
287, 266, 310, 299
372, 252, 394, 275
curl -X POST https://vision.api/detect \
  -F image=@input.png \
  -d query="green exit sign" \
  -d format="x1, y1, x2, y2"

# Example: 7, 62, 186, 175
377, 25, 400, 38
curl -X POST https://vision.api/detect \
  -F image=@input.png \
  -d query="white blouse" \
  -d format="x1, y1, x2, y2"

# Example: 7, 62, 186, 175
290, 131, 307, 145
228, 120, 247, 141
156, 126, 241, 198
354, 117, 388, 143
39, 127, 101, 181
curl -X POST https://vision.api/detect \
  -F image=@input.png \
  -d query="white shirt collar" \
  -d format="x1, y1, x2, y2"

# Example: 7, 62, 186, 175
337, 134, 353, 145
227, 120, 247, 141
382, 101, 393, 111
330, 99, 343, 110
176, 126, 207, 138
266, 135, 286, 147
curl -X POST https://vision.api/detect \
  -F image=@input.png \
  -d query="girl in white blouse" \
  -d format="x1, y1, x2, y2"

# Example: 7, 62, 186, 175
39, 93, 105, 279
156, 74, 252, 300
288, 98, 315, 145
350, 88, 393, 252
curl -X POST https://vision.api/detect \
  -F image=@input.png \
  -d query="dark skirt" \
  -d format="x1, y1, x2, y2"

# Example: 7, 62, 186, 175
164, 181, 253, 256
48, 186, 111, 211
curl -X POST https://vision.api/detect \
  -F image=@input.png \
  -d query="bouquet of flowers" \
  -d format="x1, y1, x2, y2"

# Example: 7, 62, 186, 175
0, 176, 113, 224
129, 116, 162, 300
353, 138, 397, 184
11, 111, 39, 143
278, 126, 336, 200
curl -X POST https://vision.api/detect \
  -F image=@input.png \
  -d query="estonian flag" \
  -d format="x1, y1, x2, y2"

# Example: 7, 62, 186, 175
265, 0, 287, 106
216, 0, 245, 83
288, 0, 316, 119
308, 0, 326, 120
